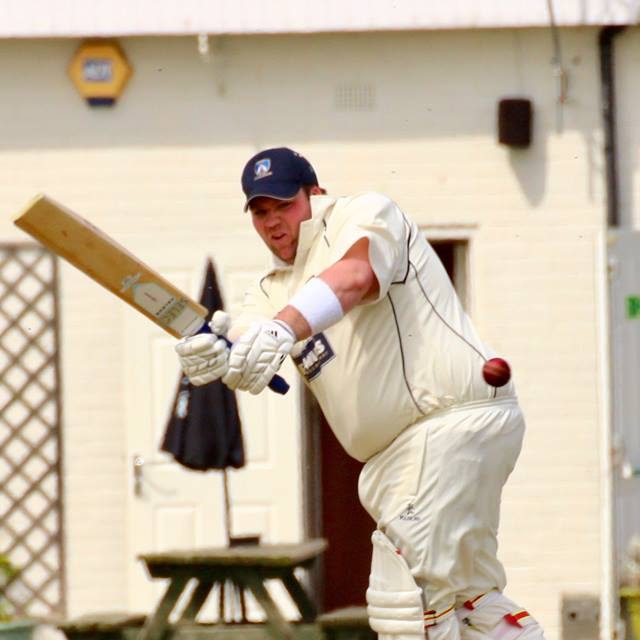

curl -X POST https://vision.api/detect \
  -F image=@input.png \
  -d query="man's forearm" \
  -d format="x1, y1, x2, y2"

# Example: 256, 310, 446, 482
275, 305, 313, 341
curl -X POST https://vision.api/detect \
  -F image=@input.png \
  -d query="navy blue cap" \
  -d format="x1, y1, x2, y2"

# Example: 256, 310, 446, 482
241, 147, 318, 211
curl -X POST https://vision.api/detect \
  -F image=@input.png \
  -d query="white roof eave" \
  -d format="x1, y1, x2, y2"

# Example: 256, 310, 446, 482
1, 0, 638, 39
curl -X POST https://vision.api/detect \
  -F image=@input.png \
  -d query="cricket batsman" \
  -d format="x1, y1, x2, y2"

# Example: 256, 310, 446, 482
175, 147, 546, 640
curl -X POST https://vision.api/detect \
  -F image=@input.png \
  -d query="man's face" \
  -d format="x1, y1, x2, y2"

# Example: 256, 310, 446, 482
249, 188, 313, 264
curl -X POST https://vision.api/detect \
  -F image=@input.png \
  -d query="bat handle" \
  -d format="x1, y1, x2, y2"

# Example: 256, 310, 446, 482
196, 322, 290, 395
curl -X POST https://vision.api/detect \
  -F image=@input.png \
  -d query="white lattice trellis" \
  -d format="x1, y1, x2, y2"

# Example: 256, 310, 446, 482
0, 244, 64, 618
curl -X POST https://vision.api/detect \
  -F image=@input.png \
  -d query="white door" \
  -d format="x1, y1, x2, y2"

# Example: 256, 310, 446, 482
123, 265, 303, 616
609, 231, 640, 575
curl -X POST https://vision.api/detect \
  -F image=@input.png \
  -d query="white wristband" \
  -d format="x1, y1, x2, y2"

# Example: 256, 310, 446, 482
288, 277, 344, 334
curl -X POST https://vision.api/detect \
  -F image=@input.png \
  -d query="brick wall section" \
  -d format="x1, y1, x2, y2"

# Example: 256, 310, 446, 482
0, 27, 619, 637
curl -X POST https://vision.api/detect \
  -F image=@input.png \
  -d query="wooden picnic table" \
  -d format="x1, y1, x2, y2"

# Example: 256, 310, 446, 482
136, 539, 328, 640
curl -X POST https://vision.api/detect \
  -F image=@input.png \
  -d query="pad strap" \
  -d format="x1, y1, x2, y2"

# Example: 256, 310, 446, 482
456, 591, 544, 640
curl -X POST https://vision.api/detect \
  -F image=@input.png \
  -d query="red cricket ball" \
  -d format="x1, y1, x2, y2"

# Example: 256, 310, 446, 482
482, 357, 511, 387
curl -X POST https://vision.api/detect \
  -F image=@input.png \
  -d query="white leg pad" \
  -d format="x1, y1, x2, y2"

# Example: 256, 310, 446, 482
366, 530, 425, 638
457, 592, 546, 640
426, 616, 462, 640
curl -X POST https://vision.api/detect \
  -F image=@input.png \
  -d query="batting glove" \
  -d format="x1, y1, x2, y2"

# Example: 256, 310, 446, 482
223, 319, 295, 395
209, 310, 231, 337
175, 310, 231, 386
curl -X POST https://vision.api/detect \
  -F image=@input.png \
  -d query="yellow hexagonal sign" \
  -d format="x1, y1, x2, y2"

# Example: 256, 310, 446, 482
68, 40, 133, 106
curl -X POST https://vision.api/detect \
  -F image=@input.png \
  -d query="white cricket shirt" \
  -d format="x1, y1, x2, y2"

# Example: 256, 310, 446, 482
235, 193, 515, 461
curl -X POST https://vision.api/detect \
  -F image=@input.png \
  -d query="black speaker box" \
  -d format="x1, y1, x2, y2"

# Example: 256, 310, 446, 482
498, 98, 533, 148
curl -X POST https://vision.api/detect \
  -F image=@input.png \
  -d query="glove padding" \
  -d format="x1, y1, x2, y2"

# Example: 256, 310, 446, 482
174, 311, 231, 386
223, 319, 295, 394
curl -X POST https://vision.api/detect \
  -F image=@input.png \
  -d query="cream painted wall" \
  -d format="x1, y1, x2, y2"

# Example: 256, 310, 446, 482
0, 27, 614, 638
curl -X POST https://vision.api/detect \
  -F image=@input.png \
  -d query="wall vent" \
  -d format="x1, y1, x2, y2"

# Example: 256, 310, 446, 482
334, 84, 376, 112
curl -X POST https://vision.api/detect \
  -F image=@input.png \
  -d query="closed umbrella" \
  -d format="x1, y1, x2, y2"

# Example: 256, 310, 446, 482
161, 258, 244, 542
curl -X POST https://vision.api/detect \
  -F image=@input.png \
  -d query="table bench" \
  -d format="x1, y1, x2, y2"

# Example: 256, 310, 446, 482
58, 613, 146, 640
59, 607, 375, 640
316, 607, 375, 640
137, 539, 327, 640
58, 539, 375, 640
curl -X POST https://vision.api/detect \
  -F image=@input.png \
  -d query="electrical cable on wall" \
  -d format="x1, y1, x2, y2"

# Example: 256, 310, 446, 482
546, 0, 569, 132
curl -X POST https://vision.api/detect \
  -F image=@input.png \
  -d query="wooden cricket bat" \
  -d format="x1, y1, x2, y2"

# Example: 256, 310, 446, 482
13, 194, 289, 394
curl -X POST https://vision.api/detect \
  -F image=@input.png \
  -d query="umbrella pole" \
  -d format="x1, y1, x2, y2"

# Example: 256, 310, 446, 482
222, 468, 232, 545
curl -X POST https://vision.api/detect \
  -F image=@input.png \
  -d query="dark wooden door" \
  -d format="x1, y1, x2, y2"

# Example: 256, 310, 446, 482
320, 413, 374, 611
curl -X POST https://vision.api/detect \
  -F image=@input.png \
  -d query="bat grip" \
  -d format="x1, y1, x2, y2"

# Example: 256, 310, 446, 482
196, 322, 290, 395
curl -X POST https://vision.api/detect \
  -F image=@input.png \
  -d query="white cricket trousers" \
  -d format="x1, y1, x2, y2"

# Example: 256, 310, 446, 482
358, 397, 531, 630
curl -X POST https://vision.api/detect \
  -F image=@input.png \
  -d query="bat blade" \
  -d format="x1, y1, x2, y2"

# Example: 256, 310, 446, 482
14, 194, 207, 338
12, 194, 291, 395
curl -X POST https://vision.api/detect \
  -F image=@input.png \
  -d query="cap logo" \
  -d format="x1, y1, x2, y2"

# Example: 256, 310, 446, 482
254, 158, 272, 181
